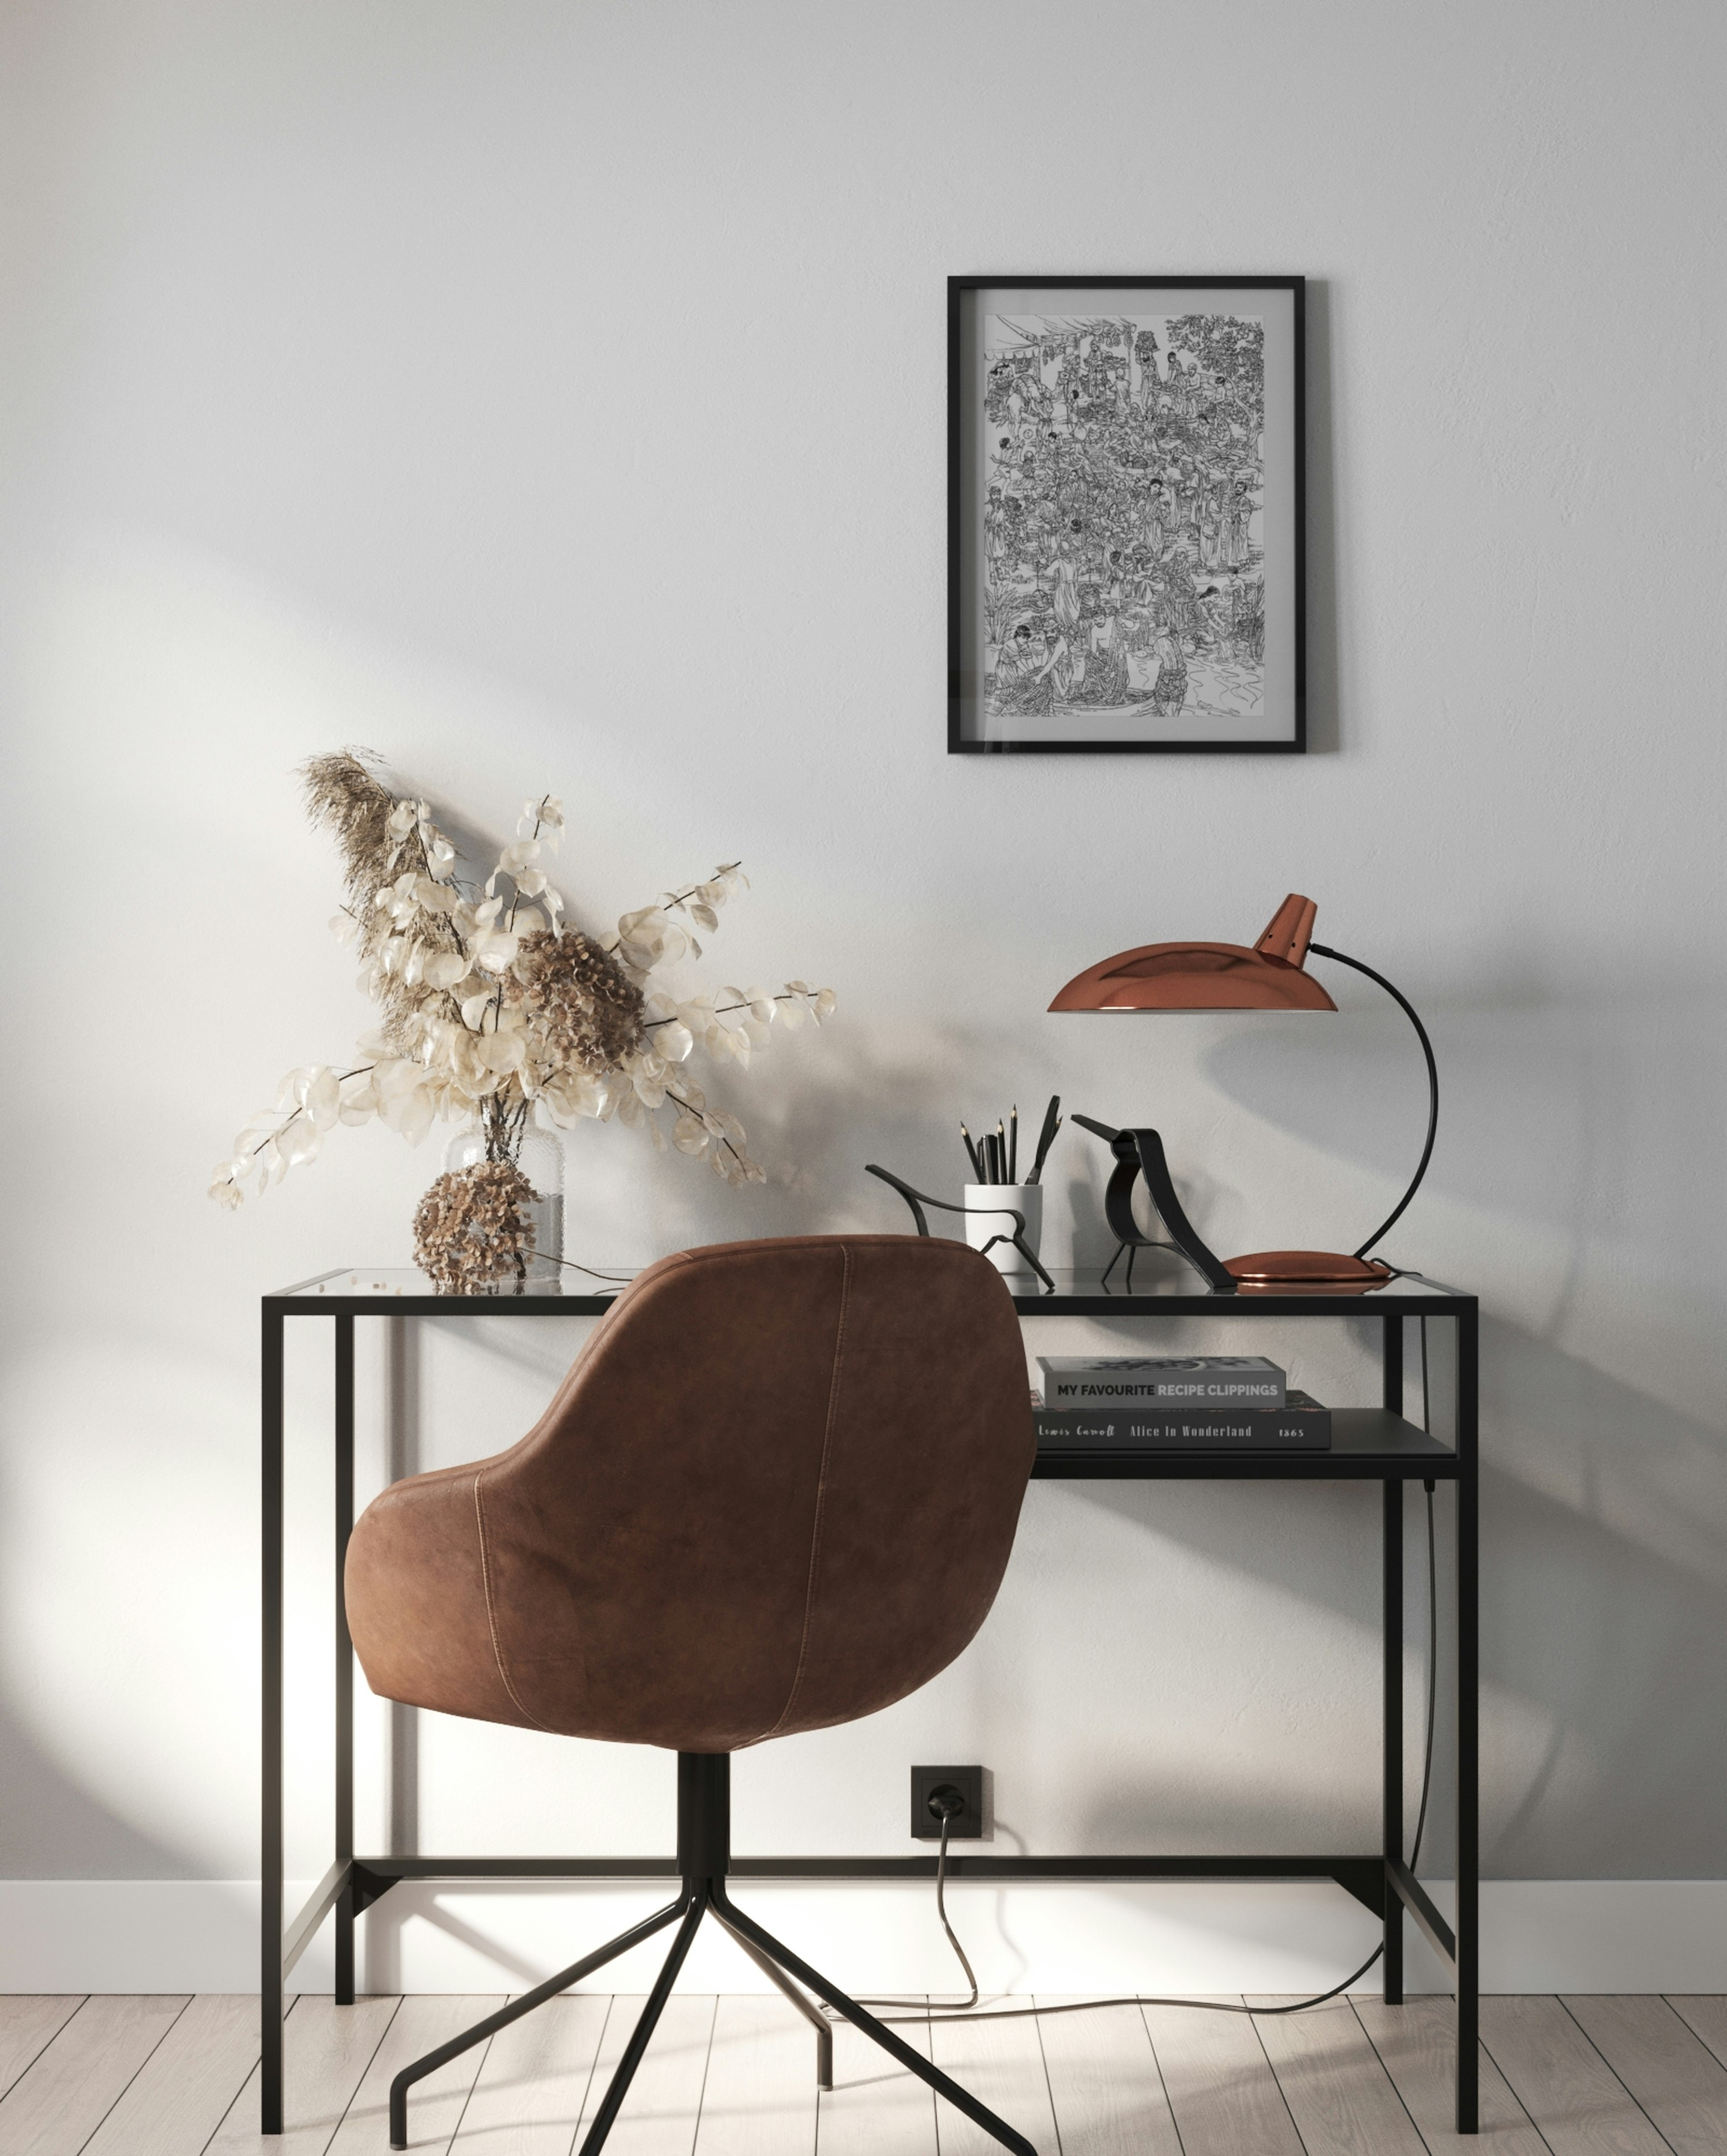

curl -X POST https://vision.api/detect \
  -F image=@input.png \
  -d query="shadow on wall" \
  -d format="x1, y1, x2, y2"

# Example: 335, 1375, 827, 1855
1202, 980, 1727, 1267
570, 1003, 1079, 1253
1178, 971, 1727, 1873
1304, 279, 1341, 756
1066, 1313, 1727, 1879
0, 1695, 196, 1880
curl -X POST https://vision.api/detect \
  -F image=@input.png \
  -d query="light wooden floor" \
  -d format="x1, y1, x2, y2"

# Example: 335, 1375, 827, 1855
6, 1991, 1727, 2154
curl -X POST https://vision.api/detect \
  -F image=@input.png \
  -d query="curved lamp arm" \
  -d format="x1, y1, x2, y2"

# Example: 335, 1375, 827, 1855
1307, 943, 1439, 1260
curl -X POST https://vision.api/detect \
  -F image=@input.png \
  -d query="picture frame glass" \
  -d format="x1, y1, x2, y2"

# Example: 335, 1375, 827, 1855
951, 279, 1303, 754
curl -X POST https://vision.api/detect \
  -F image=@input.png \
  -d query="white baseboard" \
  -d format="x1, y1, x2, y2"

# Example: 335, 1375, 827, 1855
1, 1879, 1723, 1996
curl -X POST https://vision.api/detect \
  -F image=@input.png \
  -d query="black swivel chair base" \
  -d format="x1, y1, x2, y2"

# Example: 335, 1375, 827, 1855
388, 1752, 1035, 2155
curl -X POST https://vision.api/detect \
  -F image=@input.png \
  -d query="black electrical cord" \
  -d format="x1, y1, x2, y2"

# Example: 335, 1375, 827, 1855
837, 1426, 1442, 2030
1410, 1317, 1438, 1872
1410, 1481, 1439, 1872
845, 1805, 980, 2013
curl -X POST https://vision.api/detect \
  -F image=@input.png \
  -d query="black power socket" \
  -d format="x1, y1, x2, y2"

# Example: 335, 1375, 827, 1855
910, 1764, 985, 1841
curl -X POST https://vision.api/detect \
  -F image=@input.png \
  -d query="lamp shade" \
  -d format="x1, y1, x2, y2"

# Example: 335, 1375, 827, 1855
1048, 895, 1337, 1014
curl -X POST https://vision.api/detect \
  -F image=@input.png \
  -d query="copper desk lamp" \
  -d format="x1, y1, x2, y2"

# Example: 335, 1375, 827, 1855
1049, 895, 1438, 1291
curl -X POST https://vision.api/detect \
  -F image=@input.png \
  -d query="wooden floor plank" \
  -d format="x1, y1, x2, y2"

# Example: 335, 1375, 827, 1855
1033, 1996, 1182, 2155
1249, 1996, 1428, 2156
816, 1997, 936, 2156
449, 1993, 611, 2155
324, 1994, 505, 2156
205, 1996, 402, 2156
1665, 1998, 1727, 2072
81, 1994, 258, 2156
1353, 1997, 1552, 2156
0, 1999, 84, 2104
1477, 1995, 1669, 2155
1140, 1997, 1305, 2156
926, 2000, 1059, 2155
1562, 1996, 1727, 2156
0, 1993, 188, 2156
573, 1993, 715, 2156
0, 1989, 1699, 2156
689, 1992, 817, 2156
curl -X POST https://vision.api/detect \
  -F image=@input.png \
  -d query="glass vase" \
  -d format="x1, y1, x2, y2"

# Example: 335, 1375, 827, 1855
442, 1117, 565, 1280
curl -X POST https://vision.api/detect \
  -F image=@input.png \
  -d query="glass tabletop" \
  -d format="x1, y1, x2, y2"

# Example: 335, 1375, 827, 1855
275, 1265, 638, 1301
1010, 1265, 1466, 1305
270, 1262, 1468, 1311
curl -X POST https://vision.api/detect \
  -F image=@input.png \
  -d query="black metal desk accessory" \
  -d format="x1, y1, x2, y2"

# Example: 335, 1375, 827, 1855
864, 1163, 1055, 1292
1070, 1113, 1236, 1294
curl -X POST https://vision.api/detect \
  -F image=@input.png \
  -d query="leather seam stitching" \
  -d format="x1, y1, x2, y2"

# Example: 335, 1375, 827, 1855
473, 1471, 549, 1732
764, 1244, 852, 1740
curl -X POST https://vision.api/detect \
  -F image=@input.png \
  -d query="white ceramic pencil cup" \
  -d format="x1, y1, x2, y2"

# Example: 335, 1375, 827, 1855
963, 1185, 1044, 1279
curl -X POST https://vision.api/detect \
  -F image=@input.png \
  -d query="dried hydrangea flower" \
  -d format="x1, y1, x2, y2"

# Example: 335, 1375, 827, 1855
515, 928, 647, 1075
412, 1160, 536, 1293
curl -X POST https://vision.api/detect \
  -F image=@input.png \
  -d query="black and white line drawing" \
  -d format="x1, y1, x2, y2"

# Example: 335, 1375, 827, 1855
981, 312, 1266, 727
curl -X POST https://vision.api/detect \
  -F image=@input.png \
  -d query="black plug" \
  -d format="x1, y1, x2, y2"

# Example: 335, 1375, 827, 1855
910, 1765, 984, 1839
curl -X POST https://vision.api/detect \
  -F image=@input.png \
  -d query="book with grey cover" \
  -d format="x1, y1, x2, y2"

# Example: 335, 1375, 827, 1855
1033, 1389, 1330, 1450
1038, 1355, 1286, 1407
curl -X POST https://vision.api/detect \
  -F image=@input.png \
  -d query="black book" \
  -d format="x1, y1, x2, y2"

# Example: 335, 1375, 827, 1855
1033, 1389, 1330, 1450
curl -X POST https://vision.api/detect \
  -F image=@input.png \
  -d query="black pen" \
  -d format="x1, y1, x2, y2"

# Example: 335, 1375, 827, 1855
1009, 1106, 1019, 1182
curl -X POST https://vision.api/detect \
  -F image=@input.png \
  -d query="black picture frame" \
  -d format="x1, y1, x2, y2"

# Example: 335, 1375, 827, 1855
948, 275, 1305, 755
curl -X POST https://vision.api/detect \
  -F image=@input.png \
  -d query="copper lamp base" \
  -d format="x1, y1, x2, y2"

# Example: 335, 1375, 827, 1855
1225, 1249, 1395, 1289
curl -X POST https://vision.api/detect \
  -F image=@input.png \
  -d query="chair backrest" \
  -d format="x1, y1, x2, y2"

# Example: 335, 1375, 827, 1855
357, 1235, 1034, 1753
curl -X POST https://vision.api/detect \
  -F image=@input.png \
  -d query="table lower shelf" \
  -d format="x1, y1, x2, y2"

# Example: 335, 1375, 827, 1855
1033, 1407, 1457, 1480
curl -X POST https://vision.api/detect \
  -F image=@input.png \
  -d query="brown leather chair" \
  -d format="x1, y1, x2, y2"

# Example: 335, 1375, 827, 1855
345, 1234, 1037, 2154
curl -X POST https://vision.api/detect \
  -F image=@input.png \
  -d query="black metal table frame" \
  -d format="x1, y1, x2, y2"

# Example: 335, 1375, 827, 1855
262, 1271, 1479, 2134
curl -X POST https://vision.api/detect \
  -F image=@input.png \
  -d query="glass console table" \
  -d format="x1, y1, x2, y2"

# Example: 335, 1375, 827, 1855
261, 1263, 1479, 2134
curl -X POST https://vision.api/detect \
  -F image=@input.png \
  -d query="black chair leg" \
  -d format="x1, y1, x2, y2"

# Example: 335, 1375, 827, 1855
388, 1894, 689, 2150
575, 1891, 709, 2155
710, 1882, 1038, 2156
711, 1907, 834, 2088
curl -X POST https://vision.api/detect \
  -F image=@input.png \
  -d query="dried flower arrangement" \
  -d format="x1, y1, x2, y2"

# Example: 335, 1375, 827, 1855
209, 752, 836, 1278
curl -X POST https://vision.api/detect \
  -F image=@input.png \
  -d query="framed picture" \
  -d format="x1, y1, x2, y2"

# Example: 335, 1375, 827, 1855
948, 276, 1304, 755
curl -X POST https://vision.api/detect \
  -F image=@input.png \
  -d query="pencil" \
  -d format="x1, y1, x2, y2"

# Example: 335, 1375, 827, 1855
960, 1122, 984, 1180
1009, 1106, 1019, 1182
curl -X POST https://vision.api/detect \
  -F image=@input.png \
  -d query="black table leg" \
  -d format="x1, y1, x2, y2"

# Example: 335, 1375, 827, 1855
1382, 1313, 1405, 2002
261, 1307, 286, 2134
1455, 1309, 1480, 2132
1383, 1479, 1405, 2002
334, 1316, 356, 2007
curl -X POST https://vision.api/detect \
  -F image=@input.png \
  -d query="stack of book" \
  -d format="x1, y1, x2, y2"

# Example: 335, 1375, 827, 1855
1033, 1355, 1330, 1450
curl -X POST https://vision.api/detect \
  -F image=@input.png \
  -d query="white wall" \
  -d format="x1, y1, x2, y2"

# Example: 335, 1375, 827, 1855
2, 0, 1724, 1992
